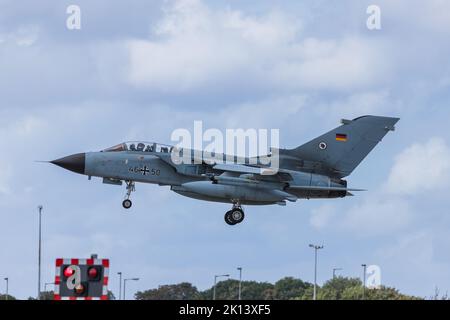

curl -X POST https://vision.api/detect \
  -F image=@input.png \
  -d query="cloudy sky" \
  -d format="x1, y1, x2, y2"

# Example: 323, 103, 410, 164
1, 0, 450, 299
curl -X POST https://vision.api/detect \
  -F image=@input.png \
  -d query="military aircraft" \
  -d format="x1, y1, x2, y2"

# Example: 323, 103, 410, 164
50, 115, 398, 225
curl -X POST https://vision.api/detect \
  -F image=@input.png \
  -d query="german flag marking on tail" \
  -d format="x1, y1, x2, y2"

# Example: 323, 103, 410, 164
336, 133, 347, 142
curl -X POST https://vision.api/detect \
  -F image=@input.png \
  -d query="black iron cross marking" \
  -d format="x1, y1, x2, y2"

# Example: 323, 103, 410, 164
140, 166, 150, 175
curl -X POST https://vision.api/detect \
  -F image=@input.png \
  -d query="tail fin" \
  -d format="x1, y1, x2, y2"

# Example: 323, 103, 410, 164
284, 115, 399, 177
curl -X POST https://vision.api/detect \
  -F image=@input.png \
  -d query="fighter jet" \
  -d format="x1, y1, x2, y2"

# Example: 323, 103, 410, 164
50, 115, 399, 225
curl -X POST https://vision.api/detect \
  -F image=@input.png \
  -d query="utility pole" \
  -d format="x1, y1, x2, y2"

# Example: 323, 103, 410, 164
332, 268, 342, 278
118, 272, 122, 300
309, 244, 324, 300
44, 282, 54, 292
361, 264, 367, 300
37, 205, 43, 300
4, 278, 8, 300
213, 274, 229, 300
237, 267, 242, 300
123, 278, 139, 300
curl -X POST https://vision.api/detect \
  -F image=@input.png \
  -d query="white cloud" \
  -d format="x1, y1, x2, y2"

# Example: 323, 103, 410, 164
309, 204, 335, 229
385, 137, 450, 195
373, 229, 450, 296
316, 90, 401, 119
377, 231, 434, 265
312, 137, 450, 237
218, 94, 306, 129
383, 0, 450, 35
0, 164, 12, 195
126, 0, 390, 93
341, 195, 412, 236
0, 115, 45, 195
0, 25, 40, 47
271, 37, 390, 91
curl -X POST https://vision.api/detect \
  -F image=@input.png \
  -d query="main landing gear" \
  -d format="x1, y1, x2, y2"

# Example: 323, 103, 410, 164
224, 203, 245, 225
122, 180, 135, 209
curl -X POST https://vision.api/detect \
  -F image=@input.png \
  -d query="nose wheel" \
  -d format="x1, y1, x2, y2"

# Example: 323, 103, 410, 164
224, 205, 245, 225
122, 180, 135, 209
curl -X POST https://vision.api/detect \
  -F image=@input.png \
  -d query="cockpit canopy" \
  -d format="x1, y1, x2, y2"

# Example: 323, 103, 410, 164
102, 141, 173, 153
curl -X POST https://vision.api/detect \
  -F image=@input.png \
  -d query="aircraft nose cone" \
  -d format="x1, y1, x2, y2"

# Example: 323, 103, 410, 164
51, 153, 85, 174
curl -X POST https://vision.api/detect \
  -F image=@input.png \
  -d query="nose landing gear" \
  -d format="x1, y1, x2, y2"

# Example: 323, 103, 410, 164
224, 203, 245, 225
122, 180, 135, 209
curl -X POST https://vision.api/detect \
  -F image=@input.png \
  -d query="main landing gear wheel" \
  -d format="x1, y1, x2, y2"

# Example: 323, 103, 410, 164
224, 211, 234, 225
122, 199, 132, 209
224, 207, 245, 225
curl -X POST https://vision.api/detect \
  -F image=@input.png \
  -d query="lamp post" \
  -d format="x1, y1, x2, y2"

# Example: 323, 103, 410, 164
123, 278, 139, 300
44, 282, 54, 292
332, 268, 343, 278
213, 274, 230, 300
237, 267, 242, 300
4, 278, 8, 300
361, 264, 367, 300
37, 205, 43, 300
118, 272, 122, 300
309, 244, 324, 300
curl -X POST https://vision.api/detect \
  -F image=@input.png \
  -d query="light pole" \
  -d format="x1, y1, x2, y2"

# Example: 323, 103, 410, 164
44, 282, 54, 292
361, 264, 367, 300
123, 278, 139, 300
213, 274, 230, 300
332, 268, 343, 278
309, 244, 324, 300
37, 205, 43, 300
237, 267, 242, 300
4, 278, 8, 300
118, 272, 122, 300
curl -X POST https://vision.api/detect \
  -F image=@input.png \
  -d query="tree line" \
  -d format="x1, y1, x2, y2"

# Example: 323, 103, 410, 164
133, 276, 421, 300
2, 276, 448, 300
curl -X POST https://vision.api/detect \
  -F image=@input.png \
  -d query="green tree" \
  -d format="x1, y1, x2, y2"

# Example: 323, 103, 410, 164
273, 277, 312, 300
298, 286, 315, 300
107, 290, 116, 300
240, 280, 273, 300
0, 294, 16, 300
133, 276, 422, 301
39, 291, 55, 300
299, 277, 421, 300
200, 279, 274, 300
318, 276, 362, 300
135, 282, 200, 300
365, 286, 421, 300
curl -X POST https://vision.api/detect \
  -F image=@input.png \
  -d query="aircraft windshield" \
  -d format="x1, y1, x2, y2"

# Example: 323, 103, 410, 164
102, 141, 173, 153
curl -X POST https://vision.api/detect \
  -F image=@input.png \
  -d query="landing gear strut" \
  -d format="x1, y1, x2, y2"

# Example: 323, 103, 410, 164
122, 180, 135, 209
224, 203, 245, 225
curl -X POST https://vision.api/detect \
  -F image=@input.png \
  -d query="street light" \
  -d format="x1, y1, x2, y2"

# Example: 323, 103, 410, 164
37, 205, 43, 300
361, 264, 367, 300
213, 274, 230, 300
4, 278, 8, 300
332, 268, 343, 278
117, 272, 122, 300
309, 244, 324, 300
123, 278, 139, 300
237, 267, 242, 300
44, 282, 55, 292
